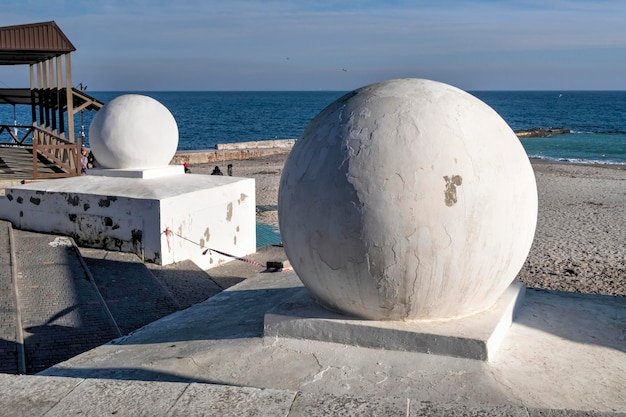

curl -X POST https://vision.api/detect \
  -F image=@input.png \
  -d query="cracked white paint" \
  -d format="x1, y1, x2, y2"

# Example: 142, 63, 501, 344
48, 237, 73, 247
5, 174, 255, 269
278, 78, 537, 320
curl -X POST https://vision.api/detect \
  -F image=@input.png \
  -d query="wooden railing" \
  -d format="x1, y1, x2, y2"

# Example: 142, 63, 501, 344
0, 124, 35, 145
0, 123, 81, 179
31, 126, 81, 179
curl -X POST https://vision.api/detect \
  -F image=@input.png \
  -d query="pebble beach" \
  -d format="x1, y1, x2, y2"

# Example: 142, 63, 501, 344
189, 153, 626, 297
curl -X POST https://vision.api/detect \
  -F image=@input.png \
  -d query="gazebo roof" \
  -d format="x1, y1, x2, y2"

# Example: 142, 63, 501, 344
0, 21, 76, 65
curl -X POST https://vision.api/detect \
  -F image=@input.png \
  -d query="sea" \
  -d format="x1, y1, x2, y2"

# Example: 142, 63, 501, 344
2, 90, 625, 165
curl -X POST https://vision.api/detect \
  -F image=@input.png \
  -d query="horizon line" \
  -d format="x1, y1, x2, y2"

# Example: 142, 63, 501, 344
84, 89, 626, 93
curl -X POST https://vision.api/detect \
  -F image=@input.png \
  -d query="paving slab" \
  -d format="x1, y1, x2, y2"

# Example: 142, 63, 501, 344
0, 373, 623, 416
167, 383, 296, 417
409, 401, 530, 417
44, 378, 188, 417
0, 374, 83, 417
289, 392, 409, 416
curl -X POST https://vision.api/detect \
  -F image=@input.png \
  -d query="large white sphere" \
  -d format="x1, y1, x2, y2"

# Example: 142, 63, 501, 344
89, 94, 178, 169
278, 79, 538, 321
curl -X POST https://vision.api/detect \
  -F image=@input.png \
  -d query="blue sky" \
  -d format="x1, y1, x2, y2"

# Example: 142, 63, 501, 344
1, 0, 625, 91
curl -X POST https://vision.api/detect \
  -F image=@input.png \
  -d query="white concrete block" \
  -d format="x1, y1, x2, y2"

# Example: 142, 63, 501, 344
88, 165, 185, 179
3, 173, 255, 268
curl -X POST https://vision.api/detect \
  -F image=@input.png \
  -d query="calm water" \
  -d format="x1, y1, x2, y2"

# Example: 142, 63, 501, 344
473, 91, 626, 165
2, 90, 625, 165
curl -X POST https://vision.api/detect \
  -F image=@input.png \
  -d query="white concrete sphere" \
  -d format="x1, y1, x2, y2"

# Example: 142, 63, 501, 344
278, 79, 538, 321
88, 94, 178, 169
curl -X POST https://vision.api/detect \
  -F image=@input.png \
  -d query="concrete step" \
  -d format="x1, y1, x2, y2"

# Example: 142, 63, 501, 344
6, 224, 231, 374
77, 248, 184, 335
11, 229, 120, 374
3, 219, 288, 375
0, 221, 21, 374
79, 242, 288, 313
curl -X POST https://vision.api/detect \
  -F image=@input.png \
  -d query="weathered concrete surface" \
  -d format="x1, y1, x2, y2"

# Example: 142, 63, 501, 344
0, 236, 623, 415
0, 374, 84, 417
2, 173, 256, 269
264, 282, 525, 361
39, 270, 626, 413
0, 373, 623, 416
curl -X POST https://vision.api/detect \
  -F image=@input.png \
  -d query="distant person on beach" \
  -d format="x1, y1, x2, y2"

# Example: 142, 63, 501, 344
87, 150, 98, 169
80, 147, 89, 175
184, 162, 191, 173
211, 166, 224, 175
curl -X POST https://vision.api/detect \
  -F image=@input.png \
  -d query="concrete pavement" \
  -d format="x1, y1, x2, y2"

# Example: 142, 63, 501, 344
4, 372, 623, 416
33, 268, 625, 415
0, 229, 624, 415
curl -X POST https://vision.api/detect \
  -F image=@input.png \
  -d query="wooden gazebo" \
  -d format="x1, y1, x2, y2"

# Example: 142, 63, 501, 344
0, 21, 103, 178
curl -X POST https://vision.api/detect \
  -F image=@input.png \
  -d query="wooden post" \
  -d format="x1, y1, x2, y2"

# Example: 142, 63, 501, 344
29, 65, 36, 126
36, 62, 43, 129
65, 54, 75, 144
30, 64, 37, 179
41, 59, 50, 129
56, 56, 63, 136
33, 63, 44, 179
49, 59, 57, 134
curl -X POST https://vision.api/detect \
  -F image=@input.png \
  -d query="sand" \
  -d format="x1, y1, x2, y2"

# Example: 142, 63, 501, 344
189, 154, 625, 297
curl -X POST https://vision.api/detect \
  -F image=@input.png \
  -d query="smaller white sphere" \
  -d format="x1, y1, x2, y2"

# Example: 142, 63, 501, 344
89, 94, 178, 169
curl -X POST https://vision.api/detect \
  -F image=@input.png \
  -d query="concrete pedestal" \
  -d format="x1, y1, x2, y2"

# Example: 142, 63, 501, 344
265, 282, 525, 361
3, 169, 255, 269
88, 165, 185, 179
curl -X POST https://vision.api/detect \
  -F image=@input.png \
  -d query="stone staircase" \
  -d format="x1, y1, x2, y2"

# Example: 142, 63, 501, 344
13, 229, 120, 374
0, 220, 279, 375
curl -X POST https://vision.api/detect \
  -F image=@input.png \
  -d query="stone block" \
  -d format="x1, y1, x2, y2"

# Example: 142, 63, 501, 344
264, 282, 525, 361
4, 172, 255, 269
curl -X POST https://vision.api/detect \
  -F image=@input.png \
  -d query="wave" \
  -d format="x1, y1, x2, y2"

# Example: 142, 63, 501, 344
528, 154, 626, 165
569, 129, 626, 135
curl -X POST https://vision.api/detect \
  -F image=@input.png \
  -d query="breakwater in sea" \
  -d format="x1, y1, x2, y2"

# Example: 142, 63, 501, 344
170, 127, 573, 164
514, 128, 570, 138
171, 139, 295, 165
